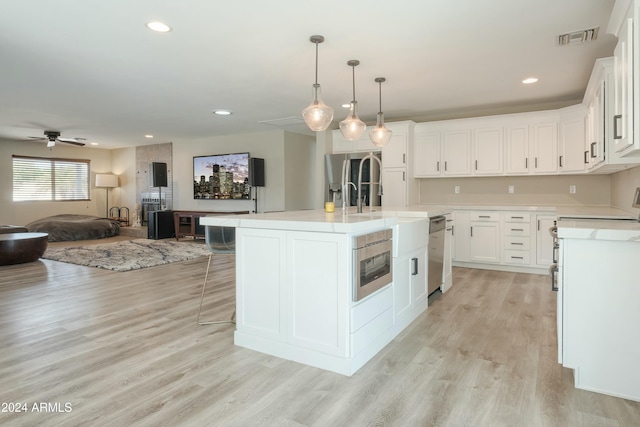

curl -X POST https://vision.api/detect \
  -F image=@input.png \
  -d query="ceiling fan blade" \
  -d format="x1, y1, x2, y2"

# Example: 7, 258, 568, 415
58, 139, 86, 147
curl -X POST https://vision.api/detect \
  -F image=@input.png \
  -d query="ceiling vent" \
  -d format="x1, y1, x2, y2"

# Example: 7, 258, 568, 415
558, 27, 599, 46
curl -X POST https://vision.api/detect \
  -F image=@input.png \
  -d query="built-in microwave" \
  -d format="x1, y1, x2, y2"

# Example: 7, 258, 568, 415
353, 229, 393, 301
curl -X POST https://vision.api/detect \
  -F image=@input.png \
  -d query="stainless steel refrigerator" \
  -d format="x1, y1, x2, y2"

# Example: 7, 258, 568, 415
324, 152, 382, 209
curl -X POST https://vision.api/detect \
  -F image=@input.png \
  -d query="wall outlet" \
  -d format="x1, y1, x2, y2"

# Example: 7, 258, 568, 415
508, 185, 514, 194
454, 185, 460, 194
570, 185, 576, 194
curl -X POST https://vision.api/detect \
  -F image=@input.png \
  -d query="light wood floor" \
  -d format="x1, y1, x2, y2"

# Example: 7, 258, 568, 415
1, 241, 639, 427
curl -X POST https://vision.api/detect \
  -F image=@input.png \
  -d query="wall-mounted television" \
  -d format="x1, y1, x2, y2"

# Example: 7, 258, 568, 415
193, 152, 250, 199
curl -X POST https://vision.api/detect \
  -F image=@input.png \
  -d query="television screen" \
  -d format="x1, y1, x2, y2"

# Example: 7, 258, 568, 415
193, 152, 250, 199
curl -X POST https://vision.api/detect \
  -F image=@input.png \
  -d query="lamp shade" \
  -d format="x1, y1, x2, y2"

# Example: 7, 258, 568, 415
95, 174, 118, 188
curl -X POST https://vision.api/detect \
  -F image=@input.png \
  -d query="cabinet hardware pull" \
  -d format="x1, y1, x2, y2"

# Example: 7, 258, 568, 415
511, 242, 524, 246
479, 215, 490, 218
511, 216, 523, 219
470, 226, 473, 237
437, 161, 440, 172
475, 160, 478, 170
613, 114, 622, 140
535, 157, 538, 168
584, 150, 589, 164
511, 228, 523, 231
411, 257, 418, 275
559, 155, 563, 168
451, 225, 454, 236
403, 171, 406, 181
511, 256, 524, 259
403, 153, 406, 164
444, 161, 447, 171
525, 158, 528, 169
590, 142, 597, 158
537, 219, 540, 231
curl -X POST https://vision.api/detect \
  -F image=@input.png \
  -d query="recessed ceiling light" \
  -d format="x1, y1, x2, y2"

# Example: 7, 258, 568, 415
213, 109, 233, 116
341, 103, 351, 109
90, 142, 99, 146
522, 77, 539, 84
146, 21, 171, 33
144, 134, 154, 138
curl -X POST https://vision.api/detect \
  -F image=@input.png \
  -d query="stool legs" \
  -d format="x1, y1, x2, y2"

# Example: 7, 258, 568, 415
197, 254, 236, 325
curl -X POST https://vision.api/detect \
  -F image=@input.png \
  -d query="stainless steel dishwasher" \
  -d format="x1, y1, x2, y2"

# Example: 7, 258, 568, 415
428, 215, 446, 295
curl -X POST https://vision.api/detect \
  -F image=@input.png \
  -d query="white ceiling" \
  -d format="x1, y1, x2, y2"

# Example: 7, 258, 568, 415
0, 0, 618, 149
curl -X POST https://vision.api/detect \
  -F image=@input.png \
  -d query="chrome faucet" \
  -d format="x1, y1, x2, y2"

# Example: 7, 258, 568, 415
357, 152, 383, 213
340, 158, 357, 212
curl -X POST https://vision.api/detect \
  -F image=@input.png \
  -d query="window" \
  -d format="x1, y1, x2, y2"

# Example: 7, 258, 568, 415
12, 155, 90, 202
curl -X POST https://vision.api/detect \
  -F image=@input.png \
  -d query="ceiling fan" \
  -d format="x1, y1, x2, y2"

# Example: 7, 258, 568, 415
28, 130, 86, 147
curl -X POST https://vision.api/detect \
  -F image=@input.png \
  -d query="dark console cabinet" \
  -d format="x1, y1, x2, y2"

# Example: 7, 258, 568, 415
148, 210, 175, 240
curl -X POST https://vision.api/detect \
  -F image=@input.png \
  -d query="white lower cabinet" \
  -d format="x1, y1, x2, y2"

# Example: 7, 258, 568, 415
469, 212, 500, 263
452, 209, 555, 273
393, 246, 428, 334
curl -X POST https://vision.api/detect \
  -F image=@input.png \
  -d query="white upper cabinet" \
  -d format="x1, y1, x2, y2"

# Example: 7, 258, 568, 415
505, 124, 530, 174
558, 105, 587, 174
473, 127, 504, 175
414, 129, 442, 177
382, 133, 408, 168
443, 129, 471, 176
531, 120, 558, 174
612, 16, 634, 153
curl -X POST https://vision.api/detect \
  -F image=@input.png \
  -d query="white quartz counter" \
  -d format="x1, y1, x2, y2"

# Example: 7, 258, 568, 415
557, 218, 640, 241
199, 206, 450, 233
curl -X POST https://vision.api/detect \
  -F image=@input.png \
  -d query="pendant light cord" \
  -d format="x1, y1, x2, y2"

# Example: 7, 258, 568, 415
314, 41, 319, 85
378, 80, 382, 114
351, 65, 356, 102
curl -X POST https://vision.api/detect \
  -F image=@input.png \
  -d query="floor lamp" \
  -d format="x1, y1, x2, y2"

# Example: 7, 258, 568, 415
95, 174, 119, 218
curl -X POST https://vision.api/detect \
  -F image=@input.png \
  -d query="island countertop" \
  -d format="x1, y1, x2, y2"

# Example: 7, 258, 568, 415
199, 206, 450, 233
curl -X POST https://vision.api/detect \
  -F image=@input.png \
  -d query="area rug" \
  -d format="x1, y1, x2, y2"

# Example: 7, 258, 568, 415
42, 239, 212, 272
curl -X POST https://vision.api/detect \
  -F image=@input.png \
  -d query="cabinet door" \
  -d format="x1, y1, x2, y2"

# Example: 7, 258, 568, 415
505, 125, 530, 174
473, 127, 504, 175
535, 215, 556, 267
381, 168, 406, 207
559, 107, 587, 173
469, 222, 500, 263
287, 231, 348, 356
393, 256, 412, 319
452, 211, 470, 262
531, 122, 558, 173
587, 81, 606, 168
613, 17, 633, 153
443, 130, 471, 175
382, 133, 407, 168
414, 130, 442, 177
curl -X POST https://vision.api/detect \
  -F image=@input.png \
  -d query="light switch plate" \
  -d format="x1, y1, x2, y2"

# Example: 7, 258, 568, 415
570, 185, 576, 194
454, 185, 460, 194
508, 185, 514, 194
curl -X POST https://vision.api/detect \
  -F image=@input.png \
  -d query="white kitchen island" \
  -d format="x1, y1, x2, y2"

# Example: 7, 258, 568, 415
200, 208, 443, 376
557, 219, 640, 402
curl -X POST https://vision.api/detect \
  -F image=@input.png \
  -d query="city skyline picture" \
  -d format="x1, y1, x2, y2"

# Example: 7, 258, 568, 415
193, 152, 250, 199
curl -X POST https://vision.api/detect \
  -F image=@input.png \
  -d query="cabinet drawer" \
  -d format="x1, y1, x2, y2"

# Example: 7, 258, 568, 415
503, 223, 531, 236
470, 212, 500, 222
350, 285, 393, 332
503, 212, 531, 223
503, 236, 530, 250
504, 250, 531, 265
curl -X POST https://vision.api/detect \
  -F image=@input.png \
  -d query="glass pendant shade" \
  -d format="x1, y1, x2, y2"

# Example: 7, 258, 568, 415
302, 83, 334, 131
369, 112, 392, 147
339, 101, 367, 141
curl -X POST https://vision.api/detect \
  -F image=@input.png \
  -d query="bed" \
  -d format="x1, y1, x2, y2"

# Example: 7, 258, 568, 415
26, 214, 120, 242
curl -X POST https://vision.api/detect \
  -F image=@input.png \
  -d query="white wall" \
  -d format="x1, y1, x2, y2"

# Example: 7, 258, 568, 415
284, 132, 315, 211
0, 139, 113, 225
166, 129, 316, 213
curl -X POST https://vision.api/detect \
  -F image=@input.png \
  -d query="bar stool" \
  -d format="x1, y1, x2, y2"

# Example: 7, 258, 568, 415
197, 225, 237, 325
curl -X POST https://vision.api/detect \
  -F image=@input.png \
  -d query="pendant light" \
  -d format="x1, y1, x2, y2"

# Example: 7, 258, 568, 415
302, 35, 334, 132
339, 60, 366, 141
369, 77, 393, 147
